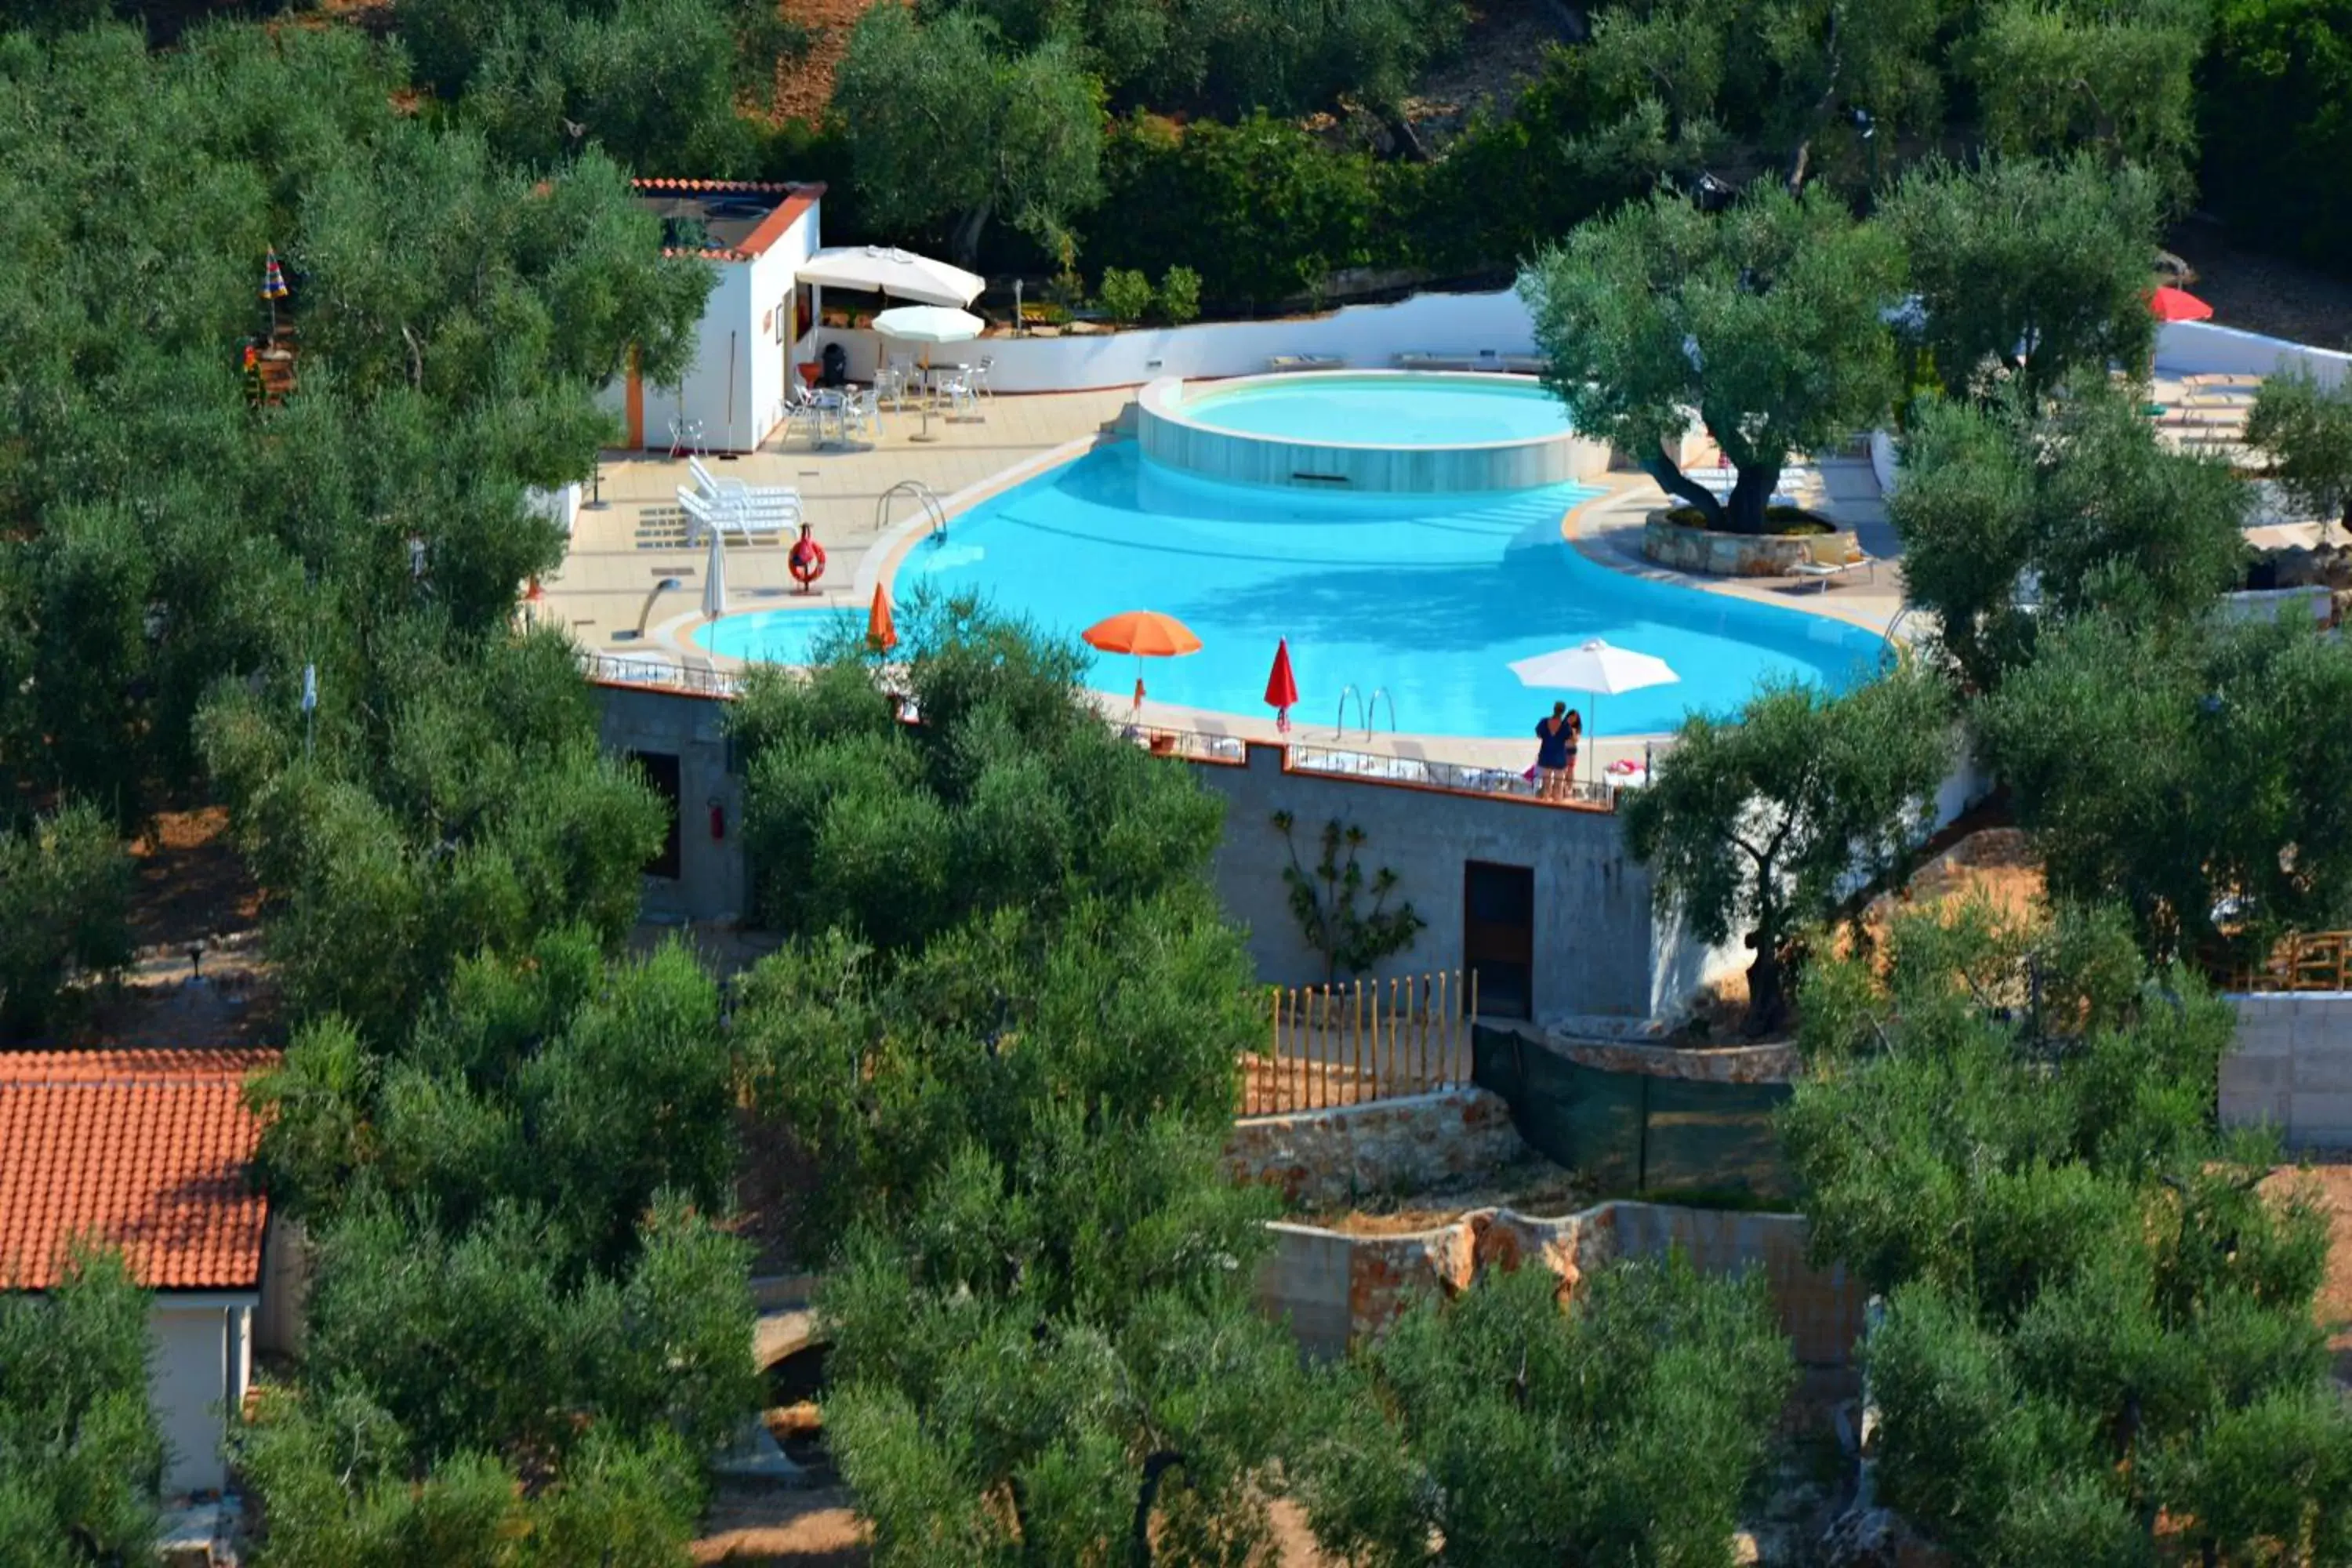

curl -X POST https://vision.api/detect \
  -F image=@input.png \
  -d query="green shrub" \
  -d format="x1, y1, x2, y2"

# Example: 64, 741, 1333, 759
2201, 0, 2352, 275
1156, 264, 1200, 324
0, 800, 131, 1039
1094, 266, 1153, 325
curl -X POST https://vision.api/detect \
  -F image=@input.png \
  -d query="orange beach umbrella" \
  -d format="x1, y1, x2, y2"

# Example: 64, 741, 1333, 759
1082, 609, 1202, 712
866, 583, 897, 653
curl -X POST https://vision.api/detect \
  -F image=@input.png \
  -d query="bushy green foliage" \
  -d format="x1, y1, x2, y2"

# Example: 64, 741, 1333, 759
1784, 900, 2352, 1562
1095, 266, 1154, 325
0, 22, 709, 821
1882, 155, 2163, 403
1156, 264, 1201, 325
1889, 379, 2249, 691
1623, 664, 1955, 1033
238, 1388, 702, 1568
202, 630, 664, 1046
2201, 0, 2352, 276
2246, 367, 2352, 534
728, 609, 1298, 1558
0, 1250, 162, 1568
0, 799, 131, 1039
1523, 182, 1901, 534
1272, 814, 1425, 984
1976, 609, 2352, 964
1294, 1258, 1793, 1566
1964, 0, 2210, 209
834, 5, 1106, 266
918, 0, 1463, 116
1089, 114, 1402, 310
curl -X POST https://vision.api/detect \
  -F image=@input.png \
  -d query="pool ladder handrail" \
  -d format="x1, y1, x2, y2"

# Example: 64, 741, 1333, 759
876, 478, 948, 542
1334, 684, 1397, 739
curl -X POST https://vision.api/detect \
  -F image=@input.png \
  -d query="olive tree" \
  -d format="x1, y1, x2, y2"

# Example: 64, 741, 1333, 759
1965, 0, 2209, 208
833, 5, 1105, 265
0, 799, 132, 1040
1784, 899, 2352, 1563
1889, 379, 2249, 692
1523, 182, 1901, 534
1623, 664, 1955, 1035
2246, 367, 2352, 536
1882, 155, 2162, 403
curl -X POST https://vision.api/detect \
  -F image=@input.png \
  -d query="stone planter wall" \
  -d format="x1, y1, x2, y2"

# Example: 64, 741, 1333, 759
1255, 1200, 1865, 1365
1225, 1088, 1525, 1208
1641, 512, 1855, 578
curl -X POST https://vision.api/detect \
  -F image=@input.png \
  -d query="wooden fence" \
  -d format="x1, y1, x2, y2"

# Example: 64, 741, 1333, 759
1239, 970, 1477, 1116
2226, 931, 2352, 993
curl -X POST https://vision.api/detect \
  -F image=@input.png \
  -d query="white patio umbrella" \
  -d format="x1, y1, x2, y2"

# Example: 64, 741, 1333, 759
701, 524, 728, 621
873, 306, 985, 442
797, 246, 982, 307
1508, 639, 1680, 789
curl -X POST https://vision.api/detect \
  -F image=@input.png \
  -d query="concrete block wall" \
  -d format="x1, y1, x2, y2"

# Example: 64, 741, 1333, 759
592, 682, 747, 924
1225, 1089, 1526, 1208
2221, 993, 2352, 1148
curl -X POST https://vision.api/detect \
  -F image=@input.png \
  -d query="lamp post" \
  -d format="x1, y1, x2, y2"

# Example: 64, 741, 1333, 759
1850, 107, 1879, 205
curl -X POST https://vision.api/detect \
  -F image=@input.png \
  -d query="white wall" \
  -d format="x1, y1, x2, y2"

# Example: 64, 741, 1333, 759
150, 1297, 252, 1497
823, 287, 1542, 393
2156, 321, 2352, 388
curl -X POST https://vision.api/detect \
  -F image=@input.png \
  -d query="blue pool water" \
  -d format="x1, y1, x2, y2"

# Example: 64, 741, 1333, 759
1181, 374, 1573, 447
695, 448, 1886, 738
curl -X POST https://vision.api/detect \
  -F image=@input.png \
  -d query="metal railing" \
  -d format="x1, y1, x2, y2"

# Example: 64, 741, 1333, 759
876, 478, 948, 540
2226, 931, 2352, 993
1286, 742, 1620, 808
579, 652, 746, 698
1240, 969, 1477, 1116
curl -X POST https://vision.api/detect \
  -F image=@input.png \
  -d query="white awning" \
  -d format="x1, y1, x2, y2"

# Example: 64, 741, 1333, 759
796, 246, 983, 307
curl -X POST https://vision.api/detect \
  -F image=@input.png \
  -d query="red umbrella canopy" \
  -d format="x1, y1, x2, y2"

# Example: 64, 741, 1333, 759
1264, 638, 1299, 708
2151, 285, 2213, 323
866, 583, 897, 653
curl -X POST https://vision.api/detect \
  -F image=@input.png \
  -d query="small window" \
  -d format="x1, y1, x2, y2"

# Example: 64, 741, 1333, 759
631, 750, 683, 880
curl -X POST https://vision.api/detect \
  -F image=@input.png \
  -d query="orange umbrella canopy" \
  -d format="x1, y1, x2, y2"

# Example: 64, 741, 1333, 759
866, 583, 897, 652
1081, 609, 1202, 659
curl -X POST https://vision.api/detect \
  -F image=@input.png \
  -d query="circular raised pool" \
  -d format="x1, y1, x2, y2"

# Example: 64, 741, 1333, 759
1137, 371, 1601, 492
693, 446, 1886, 739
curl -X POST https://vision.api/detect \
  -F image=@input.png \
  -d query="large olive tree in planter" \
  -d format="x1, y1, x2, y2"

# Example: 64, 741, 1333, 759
1520, 181, 1902, 535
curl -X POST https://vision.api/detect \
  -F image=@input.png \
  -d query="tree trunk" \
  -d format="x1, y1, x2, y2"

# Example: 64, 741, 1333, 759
1641, 443, 1728, 527
1722, 463, 1780, 535
1743, 924, 1788, 1038
950, 202, 993, 270
1129, 1451, 1185, 1568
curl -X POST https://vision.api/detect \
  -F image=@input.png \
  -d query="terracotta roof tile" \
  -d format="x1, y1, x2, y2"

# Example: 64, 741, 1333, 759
0, 1050, 278, 1291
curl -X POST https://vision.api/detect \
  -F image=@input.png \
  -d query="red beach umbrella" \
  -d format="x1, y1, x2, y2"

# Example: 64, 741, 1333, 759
2151, 285, 2213, 323
1263, 638, 1299, 732
866, 583, 897, 654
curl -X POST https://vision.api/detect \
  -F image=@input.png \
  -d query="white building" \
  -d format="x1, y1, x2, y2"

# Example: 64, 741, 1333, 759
1, 1049, 302, 1499
604, 179, 826, 455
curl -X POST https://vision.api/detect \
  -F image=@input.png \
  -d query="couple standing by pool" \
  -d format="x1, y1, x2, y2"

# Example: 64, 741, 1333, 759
1535, 701, 1582, 800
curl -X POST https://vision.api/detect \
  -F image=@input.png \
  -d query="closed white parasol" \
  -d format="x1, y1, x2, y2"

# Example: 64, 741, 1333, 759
702, 524, 727, 621
796, 246, 983, 307
1508, 639, 1680, 788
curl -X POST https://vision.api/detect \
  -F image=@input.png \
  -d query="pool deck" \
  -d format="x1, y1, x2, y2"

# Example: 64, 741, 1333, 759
541, 390, 1907, 774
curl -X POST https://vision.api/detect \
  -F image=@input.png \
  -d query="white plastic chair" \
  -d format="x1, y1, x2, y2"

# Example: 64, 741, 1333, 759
970, 357, 995, 399
666, 416, 705, 459
938, 369, 981, 422
775, 386, 824, 448
839, 387, 880, 445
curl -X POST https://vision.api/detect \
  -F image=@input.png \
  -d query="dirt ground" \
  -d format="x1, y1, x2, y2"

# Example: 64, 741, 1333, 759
2169, 219, 2352, 353
127, 807, 260, 953
691, 1490, 1334, 1566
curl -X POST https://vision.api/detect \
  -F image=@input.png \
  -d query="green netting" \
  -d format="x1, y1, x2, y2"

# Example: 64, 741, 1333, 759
1472, 1023, 1795, 1200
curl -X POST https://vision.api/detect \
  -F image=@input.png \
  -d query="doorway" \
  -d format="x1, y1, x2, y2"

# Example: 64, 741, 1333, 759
630, 750, 683, 880
1462, 861, 1534, 1019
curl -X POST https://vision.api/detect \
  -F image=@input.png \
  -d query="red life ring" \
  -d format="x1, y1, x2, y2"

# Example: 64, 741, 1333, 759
787, 524, 826, 591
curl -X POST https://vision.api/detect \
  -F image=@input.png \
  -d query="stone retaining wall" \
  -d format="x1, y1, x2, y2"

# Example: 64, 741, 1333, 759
1257, 1200, 1864, 1365
1225, 1088, 1525, 1207
1641, 514, 1856, 578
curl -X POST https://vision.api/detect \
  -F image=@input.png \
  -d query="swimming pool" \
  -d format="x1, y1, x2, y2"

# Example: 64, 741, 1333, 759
1181, 374, 1573, 446
695, 447, 1886, 738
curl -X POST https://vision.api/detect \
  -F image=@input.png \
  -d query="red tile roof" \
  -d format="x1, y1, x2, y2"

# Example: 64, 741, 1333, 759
632, 177, 826, 262
0, 1050, 278, 1291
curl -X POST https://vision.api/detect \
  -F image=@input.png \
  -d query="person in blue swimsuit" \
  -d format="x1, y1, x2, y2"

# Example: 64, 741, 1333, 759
1535, 702, 1578, 800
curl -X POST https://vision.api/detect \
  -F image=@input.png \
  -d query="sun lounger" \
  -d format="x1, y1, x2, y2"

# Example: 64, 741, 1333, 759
1393, 351, 1482, 371
1268, 354, 1344, 372
1789, 535, 1877, 592
677, 485, 800, 543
